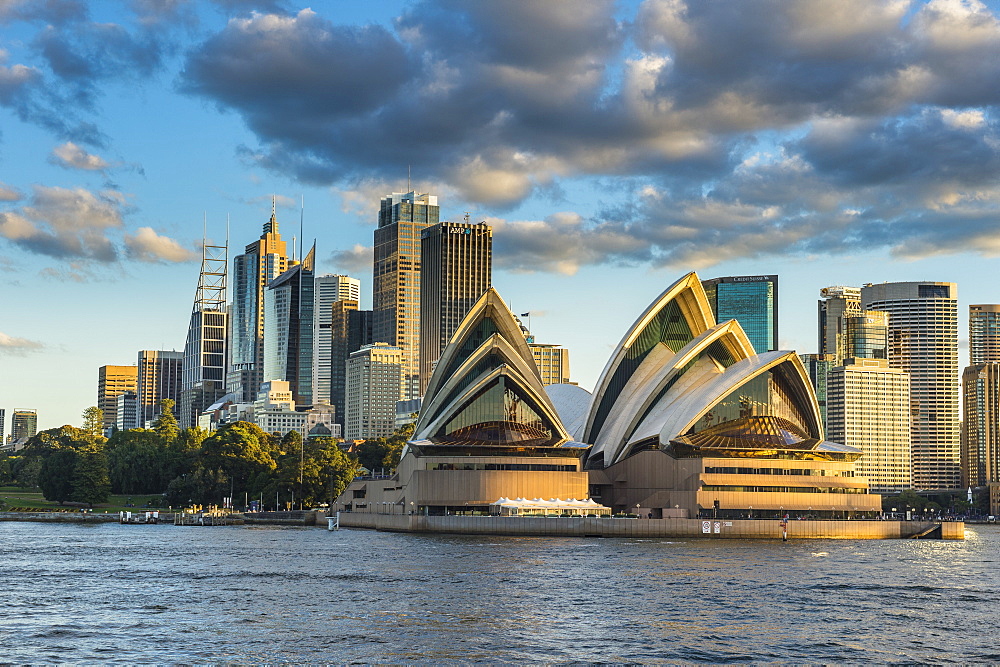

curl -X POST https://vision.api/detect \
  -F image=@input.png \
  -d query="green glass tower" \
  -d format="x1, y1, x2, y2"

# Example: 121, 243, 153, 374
701, 275, 778, 353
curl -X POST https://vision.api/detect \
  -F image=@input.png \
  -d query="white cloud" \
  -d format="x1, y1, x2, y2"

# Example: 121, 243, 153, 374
50, 142, 110, 171
0, 331, 44, 355
124, 227, 198, 263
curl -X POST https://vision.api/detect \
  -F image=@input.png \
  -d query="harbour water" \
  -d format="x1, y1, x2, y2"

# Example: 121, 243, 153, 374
1, 521, 998, 663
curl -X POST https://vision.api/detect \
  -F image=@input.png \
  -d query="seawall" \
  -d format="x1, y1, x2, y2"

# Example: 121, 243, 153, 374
0, 511, 120, 523
333, 513, 965, 540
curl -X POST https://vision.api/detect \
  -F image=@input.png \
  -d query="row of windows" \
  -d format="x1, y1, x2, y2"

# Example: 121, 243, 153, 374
430, 463, 576, 472
702, 485, 868, 494
705, 467, 853, 477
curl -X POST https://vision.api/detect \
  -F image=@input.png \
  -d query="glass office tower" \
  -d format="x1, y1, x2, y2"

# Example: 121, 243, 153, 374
701, 275, 778, 353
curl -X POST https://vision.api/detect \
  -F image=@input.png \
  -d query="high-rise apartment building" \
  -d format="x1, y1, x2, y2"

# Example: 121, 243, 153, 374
313, 274, 361, 406
862, 281, 959, 490
529, 343, 571, 386
229, 202, 290, 403
827, 358, 912, 493
970, 305, 1000, 364
0, 408, 5, 444
180, 238, 229, 430
137, 350, 183, 427
419, 220, 492, 393
97, 365, 138, 433
11, 409, 37, 442
701, 275, 778, 353
373, 191, 440, 399
263, 245, 315, 407
345, 343, 403, 440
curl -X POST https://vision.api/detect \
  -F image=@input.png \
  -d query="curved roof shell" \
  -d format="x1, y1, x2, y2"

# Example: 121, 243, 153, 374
412, 288, 572, 450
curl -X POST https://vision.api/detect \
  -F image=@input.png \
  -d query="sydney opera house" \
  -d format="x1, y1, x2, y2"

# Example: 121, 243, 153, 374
336, 273, 882, 519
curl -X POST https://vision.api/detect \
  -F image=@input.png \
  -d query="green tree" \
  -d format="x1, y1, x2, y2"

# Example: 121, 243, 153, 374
106, 429, 171, 494
24, 425, 106, 504
276, 430, 305, 504
38, 448, 78, 504
72, 444, 111, 507
152, 399, 180, 441
198, 422, 279, 503
304, 437, 361, 507
81, 406, 104, 437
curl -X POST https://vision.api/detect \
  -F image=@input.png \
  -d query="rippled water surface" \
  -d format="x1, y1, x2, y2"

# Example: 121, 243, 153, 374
1, 521, 998, 663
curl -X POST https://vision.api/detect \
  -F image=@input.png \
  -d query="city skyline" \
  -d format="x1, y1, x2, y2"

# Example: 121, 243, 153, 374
3, 1, 1000, 429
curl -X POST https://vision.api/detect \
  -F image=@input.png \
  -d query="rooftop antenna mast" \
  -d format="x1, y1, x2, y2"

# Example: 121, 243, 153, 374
299, 195, 304, 263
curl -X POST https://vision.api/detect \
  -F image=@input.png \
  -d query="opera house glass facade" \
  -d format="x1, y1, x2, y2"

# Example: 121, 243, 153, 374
335, 273, 881, 519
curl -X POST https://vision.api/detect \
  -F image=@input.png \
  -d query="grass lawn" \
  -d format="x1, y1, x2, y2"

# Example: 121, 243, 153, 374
0, 486, 167, 513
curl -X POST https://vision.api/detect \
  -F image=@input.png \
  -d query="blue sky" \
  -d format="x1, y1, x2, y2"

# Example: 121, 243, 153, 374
2, 0, 999, 431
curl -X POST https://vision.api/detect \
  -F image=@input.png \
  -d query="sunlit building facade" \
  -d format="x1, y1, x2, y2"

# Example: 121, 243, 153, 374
826, 358, 911, 493
344, 343, 403, 441
701, 275, 778, 353
529, 343, 571, 386
373, 191, 439, 400
862, 281, 959, 491
229, 203, 290, 403
97, 365, 138, 434
137, 350, 183, 427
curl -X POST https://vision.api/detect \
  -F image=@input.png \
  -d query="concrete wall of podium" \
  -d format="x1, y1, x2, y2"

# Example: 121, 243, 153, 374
332, 513, 965, 540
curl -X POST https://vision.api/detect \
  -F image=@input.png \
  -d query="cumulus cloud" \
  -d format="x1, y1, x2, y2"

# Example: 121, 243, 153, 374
50, 141, 110, 171
0, 331, 44, 356
0, 185, 123, 261
174, 0, 1000, 273
0, 2, 184, 143
328, 244, 373, 273
124, 227, 198, 263
0, 182, 21, 201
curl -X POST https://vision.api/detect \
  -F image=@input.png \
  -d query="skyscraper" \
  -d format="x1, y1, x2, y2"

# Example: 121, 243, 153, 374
0, 409, 5, 444
97, 365, 138, 433
701, 275, 778, 353
818, 286, 888, 364
419, 220, 492, 394
179, 237, 229, 429
329, 300, 374, 430
263, 245, 315, 407
229, 201, 290, 403
827, 358, 912, 493
313, 274, 361, 406
137, 350, 183, 427
345, 343, 403, 440
962, 304, 1000, 488
970, 305, 1000, 364
11, 409, 37, 442
962, 363, 1000, 488
862, 281, 959, 491
373, 191, 440, 399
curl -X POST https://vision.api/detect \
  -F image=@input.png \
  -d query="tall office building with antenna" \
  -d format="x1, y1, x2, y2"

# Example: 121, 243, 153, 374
373, 190, 439, 399
228, 200, 290, 403
179, 230, 229, 429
